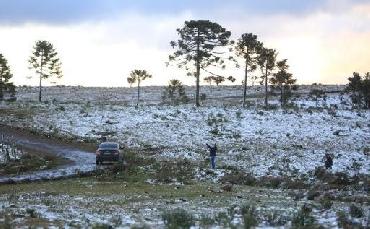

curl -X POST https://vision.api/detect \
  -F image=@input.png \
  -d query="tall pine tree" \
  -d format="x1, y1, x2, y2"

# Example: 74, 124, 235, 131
169, 20, 231, 106
0, 54, 14, 101
270, 59, 297, 107
235, 33, 262, 107
257, 47, 276, 107
29, 40, 62, 102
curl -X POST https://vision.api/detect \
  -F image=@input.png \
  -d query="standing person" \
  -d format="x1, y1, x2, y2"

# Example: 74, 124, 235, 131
324, 153, 333, 170
206, 143, 217, 169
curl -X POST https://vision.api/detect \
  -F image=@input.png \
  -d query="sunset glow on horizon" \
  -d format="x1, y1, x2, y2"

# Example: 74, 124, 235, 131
0, 0, 369, 87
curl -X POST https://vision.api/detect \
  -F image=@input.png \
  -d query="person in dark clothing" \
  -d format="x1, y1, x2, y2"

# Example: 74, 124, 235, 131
206, 143, 217, 169
324, 153, 333, 169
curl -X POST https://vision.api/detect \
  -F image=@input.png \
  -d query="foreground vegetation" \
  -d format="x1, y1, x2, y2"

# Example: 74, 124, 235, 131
1, 150, 368, 228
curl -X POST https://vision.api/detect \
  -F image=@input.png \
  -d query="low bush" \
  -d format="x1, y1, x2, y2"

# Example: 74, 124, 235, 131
319, 194, 333, 210
258, 176, 284, 188
162, 209, 195, 229
336, 211, 363, 229
349, 204, 363, 218
291, 205, 320, 229
153, 160, 194, 184
241, 205, 258, 229
214, 212, 232, 227
26, 208, 38, 218
307, 190, 321, 200
314, 166, 327, 180
220, 171, 256, 186
282, 179, 310, 189
199, 215, 215, 228
91, 223, 113, 229
265, 211, 288, 227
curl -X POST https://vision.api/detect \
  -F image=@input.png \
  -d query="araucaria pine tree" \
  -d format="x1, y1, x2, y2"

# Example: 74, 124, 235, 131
162, 79, 189, 105
0, 54, 14, 101
235, 33, 262, 107
270, 59, 297, 107
169, 20, 231, 106
257, 47, 276, 107
346, 72, 370, 109
29, 40, 62, 102
127, 69, 152, 105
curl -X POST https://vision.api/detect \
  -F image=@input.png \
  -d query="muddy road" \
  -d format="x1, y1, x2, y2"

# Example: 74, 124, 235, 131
0, 125, 96, 184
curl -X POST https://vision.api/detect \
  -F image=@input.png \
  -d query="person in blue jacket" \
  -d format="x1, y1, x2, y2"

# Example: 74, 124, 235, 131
206, 143, 217, 169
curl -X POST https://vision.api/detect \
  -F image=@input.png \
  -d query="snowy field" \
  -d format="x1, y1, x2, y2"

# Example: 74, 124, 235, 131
1, 85, 368, 179
0, 85, 369, 228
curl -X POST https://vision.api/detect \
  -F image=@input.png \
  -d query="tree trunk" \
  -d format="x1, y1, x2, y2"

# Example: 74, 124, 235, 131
39, 74, 42, 102
280, 85, 283, 107
195, 29, 200, 107
39, 56, 43, 102
243, 58, 248, 108
264, 64, 268, 107
196, 61, 200, 106
137, 79, 140, 105
0, 75, 3, 101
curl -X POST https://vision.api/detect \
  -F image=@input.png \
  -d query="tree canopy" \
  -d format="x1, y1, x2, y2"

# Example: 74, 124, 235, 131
0, 54, 14, 101
169, 20, 231, 106
29, 40, 62, 102
128, 69, 152, 105
162, 79, 189, 105
257, 47, 277, 107
235, 33, 262, 107
270, 59, 297, 107
346, 72, 370, 109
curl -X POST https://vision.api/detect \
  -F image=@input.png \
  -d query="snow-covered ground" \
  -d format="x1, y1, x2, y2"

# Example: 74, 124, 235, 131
0, 85, 369, 228
1, 182, 368, 228
1, 86, 367, 179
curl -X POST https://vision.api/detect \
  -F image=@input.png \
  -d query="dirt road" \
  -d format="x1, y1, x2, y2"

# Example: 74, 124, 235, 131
0, 125, 96, 184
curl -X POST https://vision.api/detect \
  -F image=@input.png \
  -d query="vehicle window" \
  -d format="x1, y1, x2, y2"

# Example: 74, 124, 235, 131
99, 143, 118, 149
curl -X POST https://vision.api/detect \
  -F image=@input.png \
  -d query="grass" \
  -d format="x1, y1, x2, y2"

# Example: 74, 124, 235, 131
0, 152, 69, 176
0, 177, 226, 199
1, 175, 368, 228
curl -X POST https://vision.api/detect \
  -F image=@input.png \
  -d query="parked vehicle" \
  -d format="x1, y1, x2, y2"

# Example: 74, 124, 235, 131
96, 142, 122, 165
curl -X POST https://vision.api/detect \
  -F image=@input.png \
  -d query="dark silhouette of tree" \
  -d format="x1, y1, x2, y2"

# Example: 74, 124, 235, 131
127, 69, 152, 105
257, 47, 276, 107
235, 33, 262, 107
204, 75, 229, 86
29, 40, 62, 102
169, 20, 231, 106
346, 72, 370, 109
227, 76, 236, 83
270, 59, 297, 107
127, 77, 135, 88
0, 54, 14, 101
204, 76, 213, 85
214, 76, 225, 86
162, 79, 189, 105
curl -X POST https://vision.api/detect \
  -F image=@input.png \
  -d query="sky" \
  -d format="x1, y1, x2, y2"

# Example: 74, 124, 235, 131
0, 0, 369, 87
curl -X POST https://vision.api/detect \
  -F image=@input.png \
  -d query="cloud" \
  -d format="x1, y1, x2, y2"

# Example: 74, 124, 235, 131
1, 0, 364, 25
0, 12, 194, 87
0, 0, 369, 86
